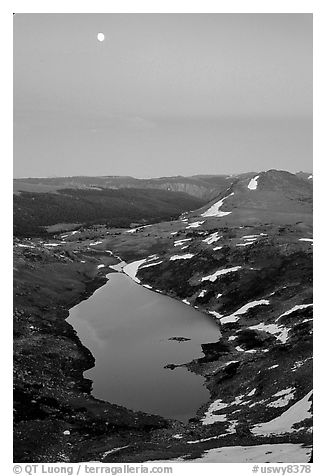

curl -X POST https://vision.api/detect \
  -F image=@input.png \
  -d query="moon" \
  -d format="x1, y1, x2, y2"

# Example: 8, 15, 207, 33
97, 32, 105, 42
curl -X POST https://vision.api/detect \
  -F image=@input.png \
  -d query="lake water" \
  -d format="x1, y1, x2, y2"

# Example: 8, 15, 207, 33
68, 271, 220, 422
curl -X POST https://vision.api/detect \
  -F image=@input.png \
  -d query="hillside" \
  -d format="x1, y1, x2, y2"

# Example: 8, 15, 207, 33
188, 169, 312, 226
13, 188, 205, 237
96, 169, 313, 461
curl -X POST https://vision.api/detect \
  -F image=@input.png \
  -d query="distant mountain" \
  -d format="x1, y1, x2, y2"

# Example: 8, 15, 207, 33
13, 170, 312, 236
13, 174, 247, 200
13, 175, 226, 200
13, 171, 313, 200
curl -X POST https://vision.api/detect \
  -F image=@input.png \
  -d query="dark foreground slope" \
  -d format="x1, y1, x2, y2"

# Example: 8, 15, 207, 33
13, 187, 205, 237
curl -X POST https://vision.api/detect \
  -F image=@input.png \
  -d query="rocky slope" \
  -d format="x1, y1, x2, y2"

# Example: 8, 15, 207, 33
101, 170, 313, 461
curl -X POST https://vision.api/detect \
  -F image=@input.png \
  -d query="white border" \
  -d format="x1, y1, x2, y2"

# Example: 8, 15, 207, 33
3, 1, 323, 473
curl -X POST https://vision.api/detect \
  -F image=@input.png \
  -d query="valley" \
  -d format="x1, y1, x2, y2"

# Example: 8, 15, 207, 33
13, 170, 313, 463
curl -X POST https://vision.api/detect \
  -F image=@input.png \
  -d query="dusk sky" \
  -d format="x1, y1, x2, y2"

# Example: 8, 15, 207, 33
14, 13, 312, 178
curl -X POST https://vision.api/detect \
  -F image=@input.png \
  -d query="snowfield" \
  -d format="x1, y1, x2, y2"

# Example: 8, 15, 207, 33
198, 289, 207, 298
201, 399, 228, 425
174, 238, 192, 247
267, 388, 296, 408
203, 232, 221, 244
201, 266, 241, 283
248, 175, 260, 190
277, 304, 313, 321
140, 261, 163, 268
299, 238, 313, 243
147, 443, 311, 463
186, 221, 205, 229
249, 322, 289, 344
109, 261, 127, 272
123, 259, 147, 283
170, 254, 195, 261
251, 391, 312, 436
219, 299, 270, 325
201, 193, 234, 218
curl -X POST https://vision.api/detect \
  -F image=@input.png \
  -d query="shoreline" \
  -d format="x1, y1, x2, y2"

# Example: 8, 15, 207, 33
13, 245, 170, 463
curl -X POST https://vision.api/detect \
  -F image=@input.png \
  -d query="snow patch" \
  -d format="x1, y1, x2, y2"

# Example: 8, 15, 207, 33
151, 443, 311, 463
201, 193, 234, 218
170, 254, 194, 261
140, 261, 163, 269
277, 304, 313, 321
248, 175, 260, 190
109, 261, 127, 272
201, 266, 241, 283
252, 391, 312, 436
208, 310, 223, 319
219, 299, 269, 325
187, 435, 220, 444
186, 221, 205, 229
174, 238, 192, 247
201, 399, 228, 425
242, 234, 259, 239
274, 387, 295, 397
268, 388, 296, 408
102, 445, 130, 458
203, 232, 221, 245
123, 259, 147, 283
249, 322, 289, 344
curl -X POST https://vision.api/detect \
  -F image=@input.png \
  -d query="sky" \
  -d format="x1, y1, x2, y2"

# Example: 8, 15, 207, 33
13, 13, 312, 178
